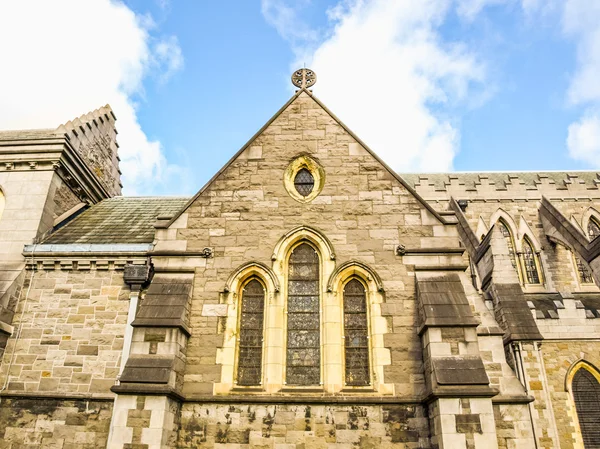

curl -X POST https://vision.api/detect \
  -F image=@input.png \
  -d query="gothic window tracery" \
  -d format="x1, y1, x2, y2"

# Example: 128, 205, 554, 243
589, 217, 600, 241
498, 220, 518, 271
522, 238, 541, 284
572, 367, 600, 447
294, 168, 315, 197
343, 279, 370, 386
286, 243, 321, 386
576, 256, 594, 285
236, 279, 265, 386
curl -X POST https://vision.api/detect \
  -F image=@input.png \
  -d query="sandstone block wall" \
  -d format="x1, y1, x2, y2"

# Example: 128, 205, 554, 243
178, 403, 430, 449
0, 397, 112, 448
155, 91, 462, 397
0, 268, 130, 395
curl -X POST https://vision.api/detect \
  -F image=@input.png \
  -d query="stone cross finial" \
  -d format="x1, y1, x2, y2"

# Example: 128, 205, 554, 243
292, 68, 317, 89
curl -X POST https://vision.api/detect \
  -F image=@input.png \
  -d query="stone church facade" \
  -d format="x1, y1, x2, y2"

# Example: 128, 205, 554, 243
1, 72, 600, 448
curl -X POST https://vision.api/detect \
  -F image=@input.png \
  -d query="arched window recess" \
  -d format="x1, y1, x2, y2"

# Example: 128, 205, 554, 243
343, 278, 371, 386
235, 278, 266, 386
285, 242, 321, 386
497, 219, 520, 276
520, 237, 542, 285
589, 216, 600, 242
567, 361, 600, 448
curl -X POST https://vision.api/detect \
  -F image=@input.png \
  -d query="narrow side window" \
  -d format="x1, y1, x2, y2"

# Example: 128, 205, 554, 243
588, 217, 600, 241
522, 238, 541, 284
498, 220, 518, 270
572, 368, 600, 447
236, 279, 265, 386
343, 279, 370, 386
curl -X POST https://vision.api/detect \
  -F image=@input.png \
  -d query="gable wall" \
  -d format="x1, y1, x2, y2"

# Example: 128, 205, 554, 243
156, 92, 462, 398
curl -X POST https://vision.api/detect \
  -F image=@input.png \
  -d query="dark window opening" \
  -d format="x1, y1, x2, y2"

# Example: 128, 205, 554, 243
589, 218, 600, 241
522, 239, 540, 284
572, 368, 600, 448
343, 279, 370, 386
236, 279, 265, 386
294, 168, 314, 197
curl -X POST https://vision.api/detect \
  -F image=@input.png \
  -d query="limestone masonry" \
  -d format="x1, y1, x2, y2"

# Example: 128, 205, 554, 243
1, 74, 600, 449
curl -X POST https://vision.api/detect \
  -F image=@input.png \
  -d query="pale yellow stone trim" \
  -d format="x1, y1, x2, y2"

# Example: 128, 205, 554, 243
328, 263, 393, 394
215, 263, 278, 394
581, 206, 600, 240
218, 227, 392, 395
0, 188, 4, 221
283, 155, 325, 203
272, 226, 336, 392
565, 360, 600, 449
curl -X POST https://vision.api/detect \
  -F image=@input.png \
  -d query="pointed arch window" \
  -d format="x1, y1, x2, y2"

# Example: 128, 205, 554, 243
286, 243, 320, 386
572, 367, 600, 447
343, 279, 370, 386
589, 217, 600, 241
236, 279, 265, 386
576, 256, 594, 285
498, 220, 518, 270
522, 238, 541, 284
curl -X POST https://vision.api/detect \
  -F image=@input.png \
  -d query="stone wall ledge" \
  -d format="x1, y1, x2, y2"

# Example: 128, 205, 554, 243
0, 319, 13, 335
182, 394, 424, 405
413, 264, 470, 271
0, 391, 114, 401
403, 248, 465, 255
491, 394, 535, 404
423, 386, 499, 404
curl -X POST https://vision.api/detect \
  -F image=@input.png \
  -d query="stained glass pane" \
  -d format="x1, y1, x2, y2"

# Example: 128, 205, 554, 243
237, 279, 264, 386
522, 239, 540, 284
589, 218, 600, 241
343, 279, 370, 386
576, 257, 594, 284
286, 243, 320, 386
294, 168, 314, 197
498, 221, 517, 269
572, 369, 600, 447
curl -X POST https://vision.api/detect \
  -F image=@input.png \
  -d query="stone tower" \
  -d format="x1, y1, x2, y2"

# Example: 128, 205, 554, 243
0, 105, 120, 359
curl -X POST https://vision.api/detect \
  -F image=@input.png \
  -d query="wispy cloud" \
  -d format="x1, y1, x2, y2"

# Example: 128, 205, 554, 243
562, 0, 600, 167
0, 0, 187, 194
262, 0, 488, 172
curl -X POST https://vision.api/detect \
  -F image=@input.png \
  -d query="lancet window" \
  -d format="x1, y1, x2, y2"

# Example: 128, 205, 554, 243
498, 220, 518, 270
236, 279, 265, 386
522, 238, 541, 284
572, 367, 600, 447
589, 218, 600, 241
343, 279, 370, 386
286, 243, 321, 386
576, 256, 594, 285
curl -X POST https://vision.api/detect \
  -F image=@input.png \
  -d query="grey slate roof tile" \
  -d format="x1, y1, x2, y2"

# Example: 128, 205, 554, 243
43, 197, 190, 244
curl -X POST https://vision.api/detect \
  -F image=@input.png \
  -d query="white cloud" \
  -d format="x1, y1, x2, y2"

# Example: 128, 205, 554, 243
567, 113, 600, 166
559, 0, 600, 167
263, 0, 486, 172
563, 0, 600, 106
0, 0, 185, 195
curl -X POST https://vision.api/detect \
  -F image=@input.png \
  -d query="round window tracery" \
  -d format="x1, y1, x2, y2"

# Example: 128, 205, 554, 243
284, 155, 325, 203
294, 168, 314, 197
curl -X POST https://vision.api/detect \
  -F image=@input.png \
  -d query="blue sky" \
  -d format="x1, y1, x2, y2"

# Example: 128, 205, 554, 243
1, 1, 599, 195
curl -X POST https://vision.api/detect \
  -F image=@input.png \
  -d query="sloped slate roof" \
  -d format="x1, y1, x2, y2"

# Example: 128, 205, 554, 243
44, 197, 189, 244
400, 172, 600, 190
